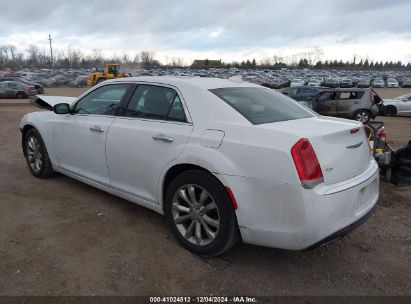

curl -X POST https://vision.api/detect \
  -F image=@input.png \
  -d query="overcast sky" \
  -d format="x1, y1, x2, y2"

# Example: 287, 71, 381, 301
2, 0, 411, 65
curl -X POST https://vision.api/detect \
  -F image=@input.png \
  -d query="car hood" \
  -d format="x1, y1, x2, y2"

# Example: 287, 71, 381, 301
383, 98, 402, 105
30, 95, 77, 110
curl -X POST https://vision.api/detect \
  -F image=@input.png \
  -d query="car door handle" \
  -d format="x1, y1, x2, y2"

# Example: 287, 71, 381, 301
90, 126, 104, 133
153, 134, 174, 142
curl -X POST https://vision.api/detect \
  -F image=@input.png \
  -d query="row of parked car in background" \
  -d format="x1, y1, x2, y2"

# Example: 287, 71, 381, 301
1, 67, 411, 90
290, 76, 405, 88
0, 67, 410, 121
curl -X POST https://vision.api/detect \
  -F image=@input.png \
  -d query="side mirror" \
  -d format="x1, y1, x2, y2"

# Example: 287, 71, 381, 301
53, 103, 70, 114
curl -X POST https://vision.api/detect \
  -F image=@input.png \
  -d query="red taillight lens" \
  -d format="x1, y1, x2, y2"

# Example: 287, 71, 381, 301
370, 92, 376, 104
377, 129, 387, 138
291, 138, 323, 188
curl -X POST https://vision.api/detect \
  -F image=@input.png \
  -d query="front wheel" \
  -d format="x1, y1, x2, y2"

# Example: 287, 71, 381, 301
24, 129, 55, 178
354, 110, 371, 123
383, 105, 397, 116
164, 170, 239, 257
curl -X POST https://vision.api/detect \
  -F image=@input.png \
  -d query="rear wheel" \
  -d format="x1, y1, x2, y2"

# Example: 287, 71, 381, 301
164, 170, 239, 257
23, 129, 55, 178
354, 110, 371, 123
383, 105, 397, 116
16, 91, 27, 99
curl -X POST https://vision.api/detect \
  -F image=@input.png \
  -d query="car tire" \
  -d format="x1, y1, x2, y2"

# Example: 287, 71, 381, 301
354, 110, 371, 123
164, 170, 239, 257
23, 129, 55, 178
383, 105, 397, 116
16, 92, 27, 99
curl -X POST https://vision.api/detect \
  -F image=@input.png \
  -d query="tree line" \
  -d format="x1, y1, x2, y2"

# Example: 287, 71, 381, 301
1, 44, 410, 70
0, 45, 163, 69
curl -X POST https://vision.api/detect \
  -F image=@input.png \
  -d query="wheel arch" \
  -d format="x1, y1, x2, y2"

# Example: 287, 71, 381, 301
383, 104, 397, 115
160, 163, 227, 209
21, 124, 37, 155
16, 91, 28, 98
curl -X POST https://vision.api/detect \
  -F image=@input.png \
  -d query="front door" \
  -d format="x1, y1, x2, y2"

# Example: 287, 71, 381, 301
106, 84, 193, 203
312, 91, 337, 116
51, 83, 133, 184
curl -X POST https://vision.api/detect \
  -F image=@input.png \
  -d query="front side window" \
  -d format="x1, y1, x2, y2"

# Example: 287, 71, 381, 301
8, 83, 18, 89
211, 87, 314, 125
124, 85, 186, 122
318, 91, 336, 101
73, 84, 131, 115
300, 88, 314, 94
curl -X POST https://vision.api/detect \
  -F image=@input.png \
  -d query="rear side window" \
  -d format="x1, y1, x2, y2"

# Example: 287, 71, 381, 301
338, 91, 364, 100
124, 85, 186, 122
210, 87, 314, 125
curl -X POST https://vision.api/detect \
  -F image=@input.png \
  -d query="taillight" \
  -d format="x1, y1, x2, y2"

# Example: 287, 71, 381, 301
291, 138, 323, 188
377, 129, 387, 138
370, 92, 376, 104
28, 86, 35, 91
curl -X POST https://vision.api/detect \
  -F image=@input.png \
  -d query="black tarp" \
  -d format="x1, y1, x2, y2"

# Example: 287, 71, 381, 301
392, 140, 411, 187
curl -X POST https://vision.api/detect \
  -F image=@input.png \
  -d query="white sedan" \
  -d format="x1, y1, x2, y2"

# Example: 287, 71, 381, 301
20, 77, 379, 256
383, 93, 411, 116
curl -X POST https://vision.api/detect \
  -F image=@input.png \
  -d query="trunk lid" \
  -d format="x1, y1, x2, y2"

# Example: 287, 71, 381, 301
259, 116, 372, 185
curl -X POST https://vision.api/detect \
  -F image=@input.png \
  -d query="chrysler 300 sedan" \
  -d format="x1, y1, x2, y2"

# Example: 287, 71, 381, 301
20, 77, 379, 256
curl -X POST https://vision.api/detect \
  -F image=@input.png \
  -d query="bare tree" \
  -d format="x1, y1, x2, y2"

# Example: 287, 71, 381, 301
67, 46, 83, 68
170, 57, 184, 67
133, 53, 140, 65
312, 46, 324, 65
27, 44, 40, 66
140, 50, 155, 68
259, 57, 272, 67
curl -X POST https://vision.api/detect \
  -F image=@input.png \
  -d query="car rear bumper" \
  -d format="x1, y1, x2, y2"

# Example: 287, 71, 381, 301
216, 160, 379, 250
304, 204, 375, 250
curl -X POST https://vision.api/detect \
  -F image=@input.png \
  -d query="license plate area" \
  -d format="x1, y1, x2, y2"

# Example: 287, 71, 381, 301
355, 177, 378, 215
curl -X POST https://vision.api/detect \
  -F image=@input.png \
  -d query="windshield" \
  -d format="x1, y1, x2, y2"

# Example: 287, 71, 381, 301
108, 65, 120, 74
210, 87, 315, 125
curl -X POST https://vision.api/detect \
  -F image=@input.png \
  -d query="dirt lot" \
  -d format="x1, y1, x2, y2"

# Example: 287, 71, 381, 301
0, 88, 410, 296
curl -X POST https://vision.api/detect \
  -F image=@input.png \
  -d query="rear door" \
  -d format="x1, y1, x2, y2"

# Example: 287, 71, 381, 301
6, 82, 18, 97
0, 82, 5, 97
336, 91, 363, 117
106, 84, 193, 204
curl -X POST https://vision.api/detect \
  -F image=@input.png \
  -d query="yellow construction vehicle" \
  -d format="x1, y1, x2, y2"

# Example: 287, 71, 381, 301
87, 64, 128, 86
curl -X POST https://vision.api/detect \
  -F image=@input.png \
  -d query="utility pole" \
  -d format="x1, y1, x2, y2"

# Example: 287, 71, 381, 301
48, 34, 54, 69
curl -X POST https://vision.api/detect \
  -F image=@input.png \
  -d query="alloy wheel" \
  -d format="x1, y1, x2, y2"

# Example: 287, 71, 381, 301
26, 136, 43, 174
356, 111, 369, 123
171, 184, 220, 246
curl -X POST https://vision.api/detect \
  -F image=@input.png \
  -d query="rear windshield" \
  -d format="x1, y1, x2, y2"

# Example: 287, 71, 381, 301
210, 87, 314, 125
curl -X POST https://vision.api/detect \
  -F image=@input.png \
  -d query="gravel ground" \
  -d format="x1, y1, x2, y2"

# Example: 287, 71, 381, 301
0, 88, 410, 296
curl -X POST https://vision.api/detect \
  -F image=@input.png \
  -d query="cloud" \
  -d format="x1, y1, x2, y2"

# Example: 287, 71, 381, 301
1, 0, 411, 63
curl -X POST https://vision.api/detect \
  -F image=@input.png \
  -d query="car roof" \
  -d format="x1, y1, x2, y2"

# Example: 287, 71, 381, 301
107, 76, 259, 90
326, 88, 371, 92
